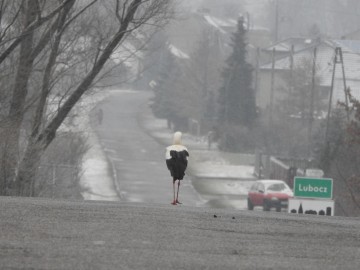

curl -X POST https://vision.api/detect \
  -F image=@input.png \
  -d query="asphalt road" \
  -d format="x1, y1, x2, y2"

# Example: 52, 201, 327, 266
92, 90, 201, 206
1, 196, 359, 270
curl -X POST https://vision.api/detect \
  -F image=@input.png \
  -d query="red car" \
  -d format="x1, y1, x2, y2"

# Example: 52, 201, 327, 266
247, 180, 293, 212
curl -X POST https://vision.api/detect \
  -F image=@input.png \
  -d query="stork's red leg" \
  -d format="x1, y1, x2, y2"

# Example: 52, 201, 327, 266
175, 180, 182, 204
171, 180, 176, 205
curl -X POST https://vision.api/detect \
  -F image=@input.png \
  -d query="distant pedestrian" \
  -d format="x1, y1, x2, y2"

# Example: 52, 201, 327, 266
165, 131, 189, 205
97, 108, 103, 125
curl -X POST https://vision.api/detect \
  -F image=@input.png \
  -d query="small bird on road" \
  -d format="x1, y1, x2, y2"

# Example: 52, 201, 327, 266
165, 131, 189, 205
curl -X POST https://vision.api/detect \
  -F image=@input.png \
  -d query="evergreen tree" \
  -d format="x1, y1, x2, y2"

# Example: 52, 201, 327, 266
217, 18, 256, 127
216, 18, 257, 152
151, 47, 188, 131
151, 49, 177, 120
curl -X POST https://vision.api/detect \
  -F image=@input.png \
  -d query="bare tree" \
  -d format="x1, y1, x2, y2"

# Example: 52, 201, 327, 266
278, 58, 323, 123
0, 0, 174, 196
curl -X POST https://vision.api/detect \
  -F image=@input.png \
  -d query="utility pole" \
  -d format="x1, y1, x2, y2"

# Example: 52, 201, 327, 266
288, 44, 294, 113
307, 47, 317, 158
266, 48, 276, 162
269, 48, 276, 128
339, 47, 350, 120
325, 48, 338, 141
325, 47, 348, 140
254, 47, 260, 94
274, 0, 279, 42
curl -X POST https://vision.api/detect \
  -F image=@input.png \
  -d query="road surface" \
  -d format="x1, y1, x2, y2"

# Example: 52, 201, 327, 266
92, 90, 202, 206
1, 197, 359, 270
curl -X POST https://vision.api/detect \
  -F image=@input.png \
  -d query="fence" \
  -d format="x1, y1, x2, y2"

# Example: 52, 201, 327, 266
254, 151, 308, 188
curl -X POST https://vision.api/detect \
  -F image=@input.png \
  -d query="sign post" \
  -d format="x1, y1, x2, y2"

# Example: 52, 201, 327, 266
293, 177, 333, 199
289, 177, 335, 216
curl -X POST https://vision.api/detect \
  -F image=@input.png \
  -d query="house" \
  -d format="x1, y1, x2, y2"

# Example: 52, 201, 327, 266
260, 37, 319, 64
257, 38, 360, 114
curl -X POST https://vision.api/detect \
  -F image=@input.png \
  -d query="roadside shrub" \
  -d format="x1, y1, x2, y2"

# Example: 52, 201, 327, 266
34, 132, 88, 199
218, 125, 256, 153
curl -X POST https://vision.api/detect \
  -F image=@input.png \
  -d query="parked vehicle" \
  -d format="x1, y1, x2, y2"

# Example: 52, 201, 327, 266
247, 180, 293, 212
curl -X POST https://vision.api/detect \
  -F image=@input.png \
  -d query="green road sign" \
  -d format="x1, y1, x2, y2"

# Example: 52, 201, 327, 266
294, 177, 333, 199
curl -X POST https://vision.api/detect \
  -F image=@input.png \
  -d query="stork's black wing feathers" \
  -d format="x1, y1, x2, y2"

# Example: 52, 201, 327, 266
166, 150, 189, 180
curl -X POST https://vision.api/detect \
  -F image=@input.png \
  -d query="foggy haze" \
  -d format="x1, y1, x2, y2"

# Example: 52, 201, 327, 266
142, 0, 360, 216
1, 2, 360, 268
179, 0, 360, 38
1, 1, 360, 269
